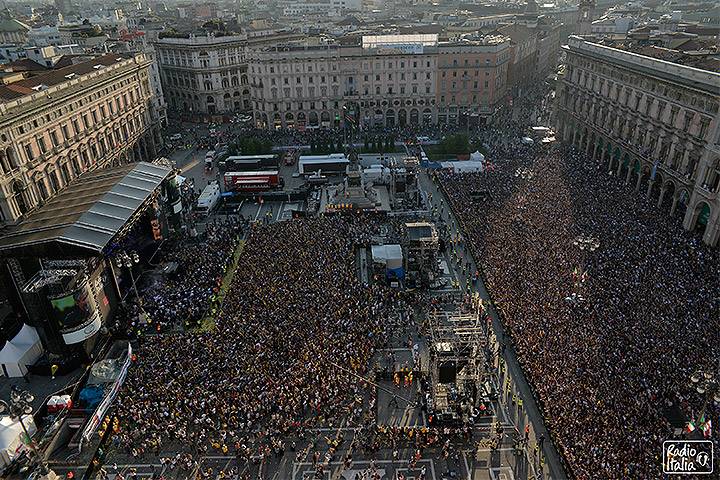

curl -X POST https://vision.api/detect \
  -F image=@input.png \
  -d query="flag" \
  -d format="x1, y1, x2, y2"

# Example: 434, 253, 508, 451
700, 418, 712, 438
685, 419, 696, 433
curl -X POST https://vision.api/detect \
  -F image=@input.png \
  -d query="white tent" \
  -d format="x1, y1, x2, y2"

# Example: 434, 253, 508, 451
470, 150, 485, 163
371, 244, 403, 270
0, 324, 43, 378
0, 414, 35, 467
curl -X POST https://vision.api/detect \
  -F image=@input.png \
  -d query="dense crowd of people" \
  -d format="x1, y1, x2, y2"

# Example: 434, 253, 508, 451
115, 217, 416, 467
437, 143, 720, 478
131, 219, 241, 333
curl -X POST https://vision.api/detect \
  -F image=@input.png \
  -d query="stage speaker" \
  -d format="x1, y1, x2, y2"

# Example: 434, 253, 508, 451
438, 363, 457, 383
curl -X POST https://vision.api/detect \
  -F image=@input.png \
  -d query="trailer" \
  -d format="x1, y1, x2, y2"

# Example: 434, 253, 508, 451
298, 153, 349, 175
219, 154, 279, 173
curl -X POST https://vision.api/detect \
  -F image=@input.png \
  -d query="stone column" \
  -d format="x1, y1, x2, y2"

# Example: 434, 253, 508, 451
616, 156, 623, 176
657, 187, 666, 208
670, 195, 678, 216
635, 172, 642, 191
625, 164, 633, 184
592, 142, 599, 162
646, 179, 655, 198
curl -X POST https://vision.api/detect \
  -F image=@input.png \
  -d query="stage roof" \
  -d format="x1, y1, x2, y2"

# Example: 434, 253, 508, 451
0, 162, 171, 255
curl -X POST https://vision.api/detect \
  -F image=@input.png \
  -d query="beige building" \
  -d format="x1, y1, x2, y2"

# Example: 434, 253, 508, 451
436, 36, 512, 127
556, 36, 720, 246
250, 35, 440, 130
0, 53, 161, 225
155, 34, 251, 116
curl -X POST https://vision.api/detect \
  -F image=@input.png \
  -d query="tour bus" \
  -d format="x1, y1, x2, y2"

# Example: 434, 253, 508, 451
196, 182, 221, 215
224, 171, 284, 192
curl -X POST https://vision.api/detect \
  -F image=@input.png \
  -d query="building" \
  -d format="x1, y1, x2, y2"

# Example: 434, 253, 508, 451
496, 24, 538, 95
576, 0, 598, 35
436, 35, 512, 127
280, 0, 362, 16
250, 34, 439, 130
0, 8, 30, 45
555, 36, 720, 246
154, 34, 250, 116
0, 53, 162, 225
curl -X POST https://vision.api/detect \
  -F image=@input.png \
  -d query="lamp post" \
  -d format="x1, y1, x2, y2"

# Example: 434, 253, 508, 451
115, 251, 141, 305
566, 234, 600, 304
690, 361, 720, 436
0, 387, 54, 477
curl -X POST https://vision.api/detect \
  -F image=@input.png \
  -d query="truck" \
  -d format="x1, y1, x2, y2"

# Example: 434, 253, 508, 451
298, 153, 349, 175
196, 182, 221, 215
224, 171, 284, 193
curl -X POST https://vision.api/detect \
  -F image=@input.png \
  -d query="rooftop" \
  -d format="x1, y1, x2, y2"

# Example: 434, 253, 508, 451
0, 162, 171, 256
604, 41, 720, 72
0, 53, 133, 102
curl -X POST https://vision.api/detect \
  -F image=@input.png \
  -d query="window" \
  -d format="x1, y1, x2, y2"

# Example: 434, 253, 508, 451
699, 118, 710, 139
61, 124, 69, 140
37, 136, 47, 153
36, 179, 48, 200
682, 112, 692, 131
24, 143, 34, 160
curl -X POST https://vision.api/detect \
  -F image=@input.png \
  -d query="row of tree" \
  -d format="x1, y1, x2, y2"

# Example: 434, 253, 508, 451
431, 134, 487, 156
362, 136, 398, 154
227, 137, 274, 156
309, 139, 346, 154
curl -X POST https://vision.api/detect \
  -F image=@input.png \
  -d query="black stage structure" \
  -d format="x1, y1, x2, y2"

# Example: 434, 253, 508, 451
0, 162, 180, 375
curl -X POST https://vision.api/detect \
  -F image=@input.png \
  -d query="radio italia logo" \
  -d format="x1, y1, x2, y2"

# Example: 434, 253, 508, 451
663, 440, 713, 475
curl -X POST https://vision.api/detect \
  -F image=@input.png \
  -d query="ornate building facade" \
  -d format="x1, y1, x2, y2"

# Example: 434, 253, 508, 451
0, 53, 161, 225
556, 36, 720, 246
155, 34, 251, 116
249, 34, 513, 130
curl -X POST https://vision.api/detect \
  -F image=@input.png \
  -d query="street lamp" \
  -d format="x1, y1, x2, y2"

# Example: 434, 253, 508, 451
115, 251, 142, 305
0, 387, 53, 476
566, 235, 600, 304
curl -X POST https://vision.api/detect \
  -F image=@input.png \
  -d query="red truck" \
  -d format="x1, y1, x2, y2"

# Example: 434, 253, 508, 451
224, 170, 284, 192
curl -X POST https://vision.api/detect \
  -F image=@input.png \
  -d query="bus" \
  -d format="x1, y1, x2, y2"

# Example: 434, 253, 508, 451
218, 154, 279, 173
224, 171, 284, 192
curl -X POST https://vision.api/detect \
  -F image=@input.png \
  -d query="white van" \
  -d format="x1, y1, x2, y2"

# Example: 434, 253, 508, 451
196, 182, 221, 215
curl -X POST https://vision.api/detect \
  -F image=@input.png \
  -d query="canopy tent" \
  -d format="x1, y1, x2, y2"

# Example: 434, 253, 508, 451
0, 324, 42, 378
371, 244, 404, 280
0, 414, 35, 467
470, 150, 485, 163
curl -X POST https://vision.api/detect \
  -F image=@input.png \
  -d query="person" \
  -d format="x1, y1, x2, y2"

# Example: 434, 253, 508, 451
437, 141, 720, 478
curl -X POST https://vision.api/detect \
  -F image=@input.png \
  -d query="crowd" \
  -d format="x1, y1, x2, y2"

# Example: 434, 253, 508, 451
437, 143, 720, 478
115, 216, 417, 468
129, 219, 241, 333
